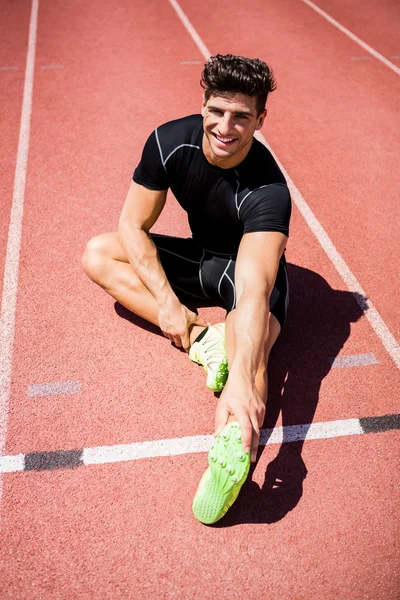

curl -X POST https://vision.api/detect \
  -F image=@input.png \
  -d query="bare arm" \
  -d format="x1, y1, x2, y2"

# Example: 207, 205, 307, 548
118, 181, 175, 305
215, 231, 288, 460
118, 181, 207, 349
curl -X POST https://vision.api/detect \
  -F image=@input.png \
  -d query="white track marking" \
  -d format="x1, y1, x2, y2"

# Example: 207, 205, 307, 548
255, 130, 400, 370
169, 0, 211, 59
27, 380, 81, 397
168, 0, 400, 369
301, 0, 400, 77
0, 454, 25, 474
0, 417, 367, 472
84, 417, 363, 465
0, 0, 39, 502
330, 354, 378, 368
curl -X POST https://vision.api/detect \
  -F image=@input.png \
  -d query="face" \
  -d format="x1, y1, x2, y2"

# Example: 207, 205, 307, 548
201, 93, 266, 168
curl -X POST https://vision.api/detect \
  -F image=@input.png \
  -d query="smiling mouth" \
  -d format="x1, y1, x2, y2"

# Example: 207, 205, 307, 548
212, 133, 238, 146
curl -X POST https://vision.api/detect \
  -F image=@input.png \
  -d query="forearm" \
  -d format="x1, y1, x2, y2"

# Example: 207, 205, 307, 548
118, 222, 179, 307
229, 287, 271, 380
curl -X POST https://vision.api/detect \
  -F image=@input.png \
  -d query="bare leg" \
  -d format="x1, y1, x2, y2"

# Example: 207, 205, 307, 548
81, 232, 205, 345
224, 308, 281, 421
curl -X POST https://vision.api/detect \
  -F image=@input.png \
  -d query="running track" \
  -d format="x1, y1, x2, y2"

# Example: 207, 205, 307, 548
0, 0, 399, 598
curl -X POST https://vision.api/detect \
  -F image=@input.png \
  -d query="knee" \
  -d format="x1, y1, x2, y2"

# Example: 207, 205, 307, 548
81, 235, 108, 282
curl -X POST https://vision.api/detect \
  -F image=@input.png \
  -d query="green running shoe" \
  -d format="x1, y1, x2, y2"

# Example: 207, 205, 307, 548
189, 323, 228, 392
192, 422, 250, 524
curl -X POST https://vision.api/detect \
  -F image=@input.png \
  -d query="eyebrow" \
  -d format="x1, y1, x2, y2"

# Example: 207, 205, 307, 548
207, 105, 254, 117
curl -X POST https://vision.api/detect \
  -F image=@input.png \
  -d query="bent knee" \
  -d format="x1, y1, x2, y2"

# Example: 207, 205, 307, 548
81, 234, 112, 281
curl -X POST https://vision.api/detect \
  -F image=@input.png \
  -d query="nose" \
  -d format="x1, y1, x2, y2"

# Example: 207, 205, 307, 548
217, 112, 234, 136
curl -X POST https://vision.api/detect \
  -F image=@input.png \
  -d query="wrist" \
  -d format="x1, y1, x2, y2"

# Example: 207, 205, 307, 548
157, 288, 181, 309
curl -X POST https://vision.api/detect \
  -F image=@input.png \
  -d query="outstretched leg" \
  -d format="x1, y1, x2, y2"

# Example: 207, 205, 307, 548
224, 308, 281, 407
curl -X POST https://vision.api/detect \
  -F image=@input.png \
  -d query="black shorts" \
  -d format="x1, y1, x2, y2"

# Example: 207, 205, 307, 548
151, 233, 289, 329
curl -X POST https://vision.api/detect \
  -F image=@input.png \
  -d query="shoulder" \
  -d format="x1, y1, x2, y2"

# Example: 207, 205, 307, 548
240, 183, 292, 236
243, 183, 291, 212
240, 138, 286, 186
156, 114, 203, 145
152, 114, 202, 167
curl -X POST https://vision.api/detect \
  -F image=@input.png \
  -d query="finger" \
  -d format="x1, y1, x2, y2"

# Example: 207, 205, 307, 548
214, 402, 230, 437
248, 409, 261, 461
250, 419, 260, 463
194, 316, 210, 328
258, 405, 266, 428
187, 312, 209, 328
172, 335, 182, 348
181, 332, 190, 353
233, 411, 253, 456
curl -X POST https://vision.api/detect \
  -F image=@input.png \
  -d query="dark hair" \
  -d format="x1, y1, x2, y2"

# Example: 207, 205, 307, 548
200, 54, 277, 116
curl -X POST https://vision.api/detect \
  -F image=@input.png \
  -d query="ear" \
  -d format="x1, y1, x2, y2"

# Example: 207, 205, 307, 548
201, 94, 207, 117
255, 108, 267, 130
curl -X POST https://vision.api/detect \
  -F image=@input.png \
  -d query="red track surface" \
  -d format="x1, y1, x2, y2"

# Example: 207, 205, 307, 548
0, 0, 399, 598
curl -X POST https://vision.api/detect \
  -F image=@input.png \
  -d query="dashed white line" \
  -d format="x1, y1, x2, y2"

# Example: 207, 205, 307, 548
330, 354, 378, 368
27, 380, 81, 397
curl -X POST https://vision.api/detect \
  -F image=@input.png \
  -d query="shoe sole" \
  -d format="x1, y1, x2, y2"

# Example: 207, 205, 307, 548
192, 422, 250, 524
206, 356, 229, 392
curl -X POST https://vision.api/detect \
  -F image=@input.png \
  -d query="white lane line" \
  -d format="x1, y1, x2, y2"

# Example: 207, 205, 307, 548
255, 129, 400, 370
0, 66, 19, 71
0, 417, 366, 473
83, 434, 213, 465
27, 380, 81, 397
84, 418, 363, 465
329, 354, 378, 368
83, 418, 363, 465
0, 454, 25, 474
0, 0, 39, 501
180, 61, 203, 65
40, 64, 64, 69
168, 0, 400, 369
169, 0, 211, 59
301, 0, 400, 77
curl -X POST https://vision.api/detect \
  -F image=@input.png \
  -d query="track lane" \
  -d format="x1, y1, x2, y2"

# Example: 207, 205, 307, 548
4, 0, 399, 457
311, 0, 400, 59
1, 431, 399, 599
178, 0, 400, 341
1, 0, 399, 598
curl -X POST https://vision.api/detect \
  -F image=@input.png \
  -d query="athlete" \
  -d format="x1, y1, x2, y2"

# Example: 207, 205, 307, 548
82, 54, 291, 524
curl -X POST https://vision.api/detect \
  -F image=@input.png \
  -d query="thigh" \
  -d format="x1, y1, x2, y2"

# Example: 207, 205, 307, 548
151, 234, 209, 300
204, 253, 289, 328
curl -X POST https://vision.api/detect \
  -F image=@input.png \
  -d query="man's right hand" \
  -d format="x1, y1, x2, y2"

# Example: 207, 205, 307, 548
158, 298, 209, 352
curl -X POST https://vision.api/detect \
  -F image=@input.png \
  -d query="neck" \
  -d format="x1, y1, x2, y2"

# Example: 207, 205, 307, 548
202, 133, 252, 169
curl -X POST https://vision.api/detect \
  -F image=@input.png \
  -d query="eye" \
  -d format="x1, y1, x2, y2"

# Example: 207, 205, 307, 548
209, 108, 223, 115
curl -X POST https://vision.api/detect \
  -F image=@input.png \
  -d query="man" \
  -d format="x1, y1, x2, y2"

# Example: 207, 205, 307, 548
82, 54, 291, 524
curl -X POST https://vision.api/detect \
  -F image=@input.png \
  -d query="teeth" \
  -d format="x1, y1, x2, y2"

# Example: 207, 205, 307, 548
216, 135, 235, 143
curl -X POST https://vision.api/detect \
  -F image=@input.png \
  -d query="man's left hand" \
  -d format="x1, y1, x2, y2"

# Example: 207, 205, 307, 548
214, 376, 265, 462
